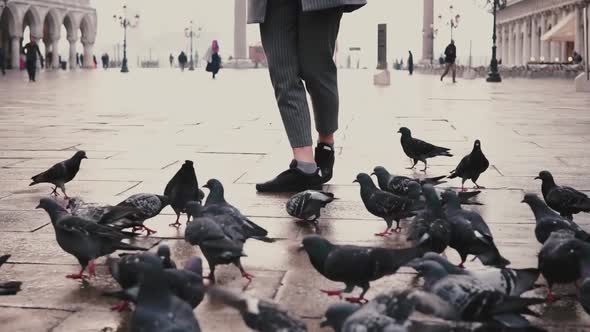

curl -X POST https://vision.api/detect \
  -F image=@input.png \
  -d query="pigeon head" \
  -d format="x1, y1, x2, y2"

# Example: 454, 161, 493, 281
521, 193, 557, 221
36, 198, 68, 223
184, 256, 203, 276
203, 179, 225, 203
535, 170, 555, 185
371, 166, 389, 178
406, 181, 422, 199
156, 245, 172, 262
185, 201, 204, 218
183, 160, 194, 167
397, 127, 411, 137
439, 190, 461, 209
353, 173, 377, 189
473, 139, 482, 151
128, 253, 165, 279
301, 235, 334, 267
321, 303, 360, 331
406, 259, 448, 288
72, 151, 87, 160
422, 184, 442, 214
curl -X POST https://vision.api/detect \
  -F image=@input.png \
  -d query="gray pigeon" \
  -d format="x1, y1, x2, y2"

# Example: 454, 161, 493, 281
0, 255, 22, 296
536, 170, 590, 220
397, 127, 452, 172
129, 253, 201, 332
30, 150, 87, 199
207, 286, 307, 332
36, 198, 148, 280
538, 229, 590, 302
164, 160, 204, 228
157, 244, 177, 269
184, 209, 249, 283
355, 173, 417, 235
286, 190, 335, 224
372, 166, 446, 196
407, 260, 544, 328
415, 253, 539, 296
66, 197, 144, 231
522, 193, 590, 244
448, 140, 489, 191
300, 235, 426, 303
115, 193, 170, 235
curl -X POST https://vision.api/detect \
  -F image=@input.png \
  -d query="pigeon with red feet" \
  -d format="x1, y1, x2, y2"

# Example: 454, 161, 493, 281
164, 160, 204, 228
113, 193, 170, 235
30, 150, 87, 199
536, 170, 590, 220
300, 235, 426, 304
286, 190, 335, 226
67, 197, 145, 231
448, 140, 489, 191
36, 198, 148, 280
372, 165, 447, 196
398, 127, 452, 172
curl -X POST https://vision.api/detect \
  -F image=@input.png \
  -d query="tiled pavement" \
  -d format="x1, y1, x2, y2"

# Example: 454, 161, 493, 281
1, 68, 590, 331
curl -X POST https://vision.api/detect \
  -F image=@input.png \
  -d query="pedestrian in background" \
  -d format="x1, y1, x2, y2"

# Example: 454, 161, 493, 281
169, 53, 174, 67
178, 51, 187, 71
440, 39, 457, 83
0, 46, 6, 76
23, 38, 43, 82
204, 40, 221, 79
407, 50, 414, 75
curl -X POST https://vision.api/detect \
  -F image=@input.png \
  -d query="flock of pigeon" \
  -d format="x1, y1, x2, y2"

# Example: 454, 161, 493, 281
2, 126, 590, 331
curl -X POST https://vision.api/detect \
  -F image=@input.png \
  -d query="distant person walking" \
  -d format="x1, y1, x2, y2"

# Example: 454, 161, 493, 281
23, 39, 43, 82
169, 53, 174, 67
204, 40, 221, 79
407, 50, 414, 75
178, 51, 188, 71
440, 40, 457, 83
101, 53, 109, 69
0, 46, 5, 76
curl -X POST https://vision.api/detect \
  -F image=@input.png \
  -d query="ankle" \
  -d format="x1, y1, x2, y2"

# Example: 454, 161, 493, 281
318, 134, 335, 146
294, 159, 318, 175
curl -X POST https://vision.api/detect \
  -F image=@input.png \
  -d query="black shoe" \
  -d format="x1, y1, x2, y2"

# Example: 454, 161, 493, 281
256, 160, 323, 193
315, 143, 335, 184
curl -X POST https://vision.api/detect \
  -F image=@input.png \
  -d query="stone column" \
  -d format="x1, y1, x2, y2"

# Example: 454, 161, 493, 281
531, 16, 539, 61
550, 11, 560, 61
503, 25, 509, 64
523, 19, 531, 64
507, 23, 514, 65
234, 0, 247, 59
540, 14, 549, 61
10, 36, 20, 69
422, 0, 434, 63
68, 37, 77, 70
575, 5, 584, 54
83, 42, 93, 68
497, 25, 503, 63
515, 21, 522, 65
51, 39, 59, 69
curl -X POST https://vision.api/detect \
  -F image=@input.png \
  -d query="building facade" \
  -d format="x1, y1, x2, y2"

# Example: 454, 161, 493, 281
0, 0, 96, 70
497, 0, 588, 65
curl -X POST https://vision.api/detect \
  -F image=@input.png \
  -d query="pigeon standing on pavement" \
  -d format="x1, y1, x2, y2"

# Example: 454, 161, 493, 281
129, 253, 201, 332
0, 255, 22, 296
30, 150, 87, 199
536, 170, 590, 220
355, 173, 417, 235
522, 193, 590, 244
164, 160, 204, 228
115, 193, 170, 235
300, 235, 425, 303
372, 166, 446, 196
286, 190, 335, 225
66, 197, 144, 231
407, 184, 452, 253
36, 198, 148, 279
207, 286, 307, 332
397, 127, 452, 172
448, 140, 489, 191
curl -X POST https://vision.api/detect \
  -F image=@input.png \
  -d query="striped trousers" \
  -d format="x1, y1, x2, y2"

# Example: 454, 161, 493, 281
260, 0, 342, 148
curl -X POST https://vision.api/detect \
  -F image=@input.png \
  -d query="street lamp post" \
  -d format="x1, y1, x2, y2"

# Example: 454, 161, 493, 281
486, 0, 506, 83
439, 5, 460, 41
184, 21, 202, 71
113, 5, 139, 73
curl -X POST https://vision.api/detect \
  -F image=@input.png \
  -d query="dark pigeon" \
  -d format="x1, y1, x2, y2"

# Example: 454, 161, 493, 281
104, 254, 141, 312
36, 198, 148, 280
0, 255, 22, 296
407, 260, 544, 328
30, 150, 87, 199
157, 244, 177, 269
448, 140, 489, 191
300, 235, 425, 303
397, 127, 452, 172
372, 166, 447, 196
407, 184, 452, 254
184, 209, 248, 283
415, 253, 539, 296
522, 193, 590, 244
207, 286, 307, 332
129, 253, 201, 332
202, 179, 272, 242
538, 229, 590, 302
286, 190, 335, 225
114, 193, 170, 235
354, 173, 417, 235
164, 160, 204, 228
67, 197, 144, 231
536, 170, 590, 220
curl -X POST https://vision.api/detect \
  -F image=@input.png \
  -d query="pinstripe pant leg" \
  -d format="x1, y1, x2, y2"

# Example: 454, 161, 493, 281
298, 8, 342, 137
260, 0, 312, 148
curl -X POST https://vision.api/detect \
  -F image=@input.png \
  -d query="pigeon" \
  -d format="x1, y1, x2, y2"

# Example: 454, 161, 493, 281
300, 235, 426, 303
448, 140, 489, 191
164, 160, 204, 228
66, 197, 144, 231
184, 210, 249, 283
104, 253, 141, 311
114, 193, 170, 235
0, 255, 22, 296
407, 260, 544, 328
286, 190, 335, 224
522, 193, 590, 244
372, 166, 447, 196
30, 150, 87, 199
354, 173, 417, 235
207, 286, 307, 332
36, 198, 148, 279
415, 253, 539, 296
128, 253, 201, 332
407, 184, 452, 254
202, 179, 272, 242
536, 170, 590, 220
538, 229, 590, 302
157, 244, 177, 269
397, 127, 452, 172
322, 302, 407, 332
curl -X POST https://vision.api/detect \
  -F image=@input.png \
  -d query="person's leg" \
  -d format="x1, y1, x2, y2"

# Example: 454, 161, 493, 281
440, 63, 450, 81
452, 63, 456, 82
298, 8, 342, 182
26, 62, 33, 81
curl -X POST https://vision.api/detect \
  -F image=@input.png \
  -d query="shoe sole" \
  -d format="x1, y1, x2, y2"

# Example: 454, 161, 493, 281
256, 183, 323, 193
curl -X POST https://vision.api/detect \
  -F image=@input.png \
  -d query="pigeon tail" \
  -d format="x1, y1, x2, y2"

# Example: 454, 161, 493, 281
489, 296, 545, 316
424, 175, 447, 185
447, 171, 459, 179
573, 200, 590, 213
251, 236, 276, 243
114, 242, 149, 252
511, 268, 541, 296
477, 249, 510, 268
0, 281, 22, 295
0, 255, 10, 267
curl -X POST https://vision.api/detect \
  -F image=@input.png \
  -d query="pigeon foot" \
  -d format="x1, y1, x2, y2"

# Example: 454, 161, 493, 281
345, 297, 369, 304
241, 272, 255, 281
374, 230, 392, 237
457, 263, 465, 269
111, 300, 130, 312
169, 221, 182, 228
473, 184, 486, 189
142, 225, 157, 235
394, 226, 402, 233
321, 290, 343, 299
87, 260, 97, 277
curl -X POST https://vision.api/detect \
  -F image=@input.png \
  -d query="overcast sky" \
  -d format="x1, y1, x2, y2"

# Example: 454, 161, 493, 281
88, 0, 493, 67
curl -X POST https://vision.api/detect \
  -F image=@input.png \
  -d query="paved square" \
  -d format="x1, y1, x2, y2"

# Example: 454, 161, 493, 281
1, 69, 590, 331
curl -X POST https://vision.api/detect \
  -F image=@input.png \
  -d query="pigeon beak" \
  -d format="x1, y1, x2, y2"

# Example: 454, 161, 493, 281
520, 199, 526, 203
319, 320, 330, 328
82, 156, 88, 159
35, 204, 41, 209
202, 184, 209, 189
370, 172, 375, 176
352, 179, 359, 184
534, 176, 540, 180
